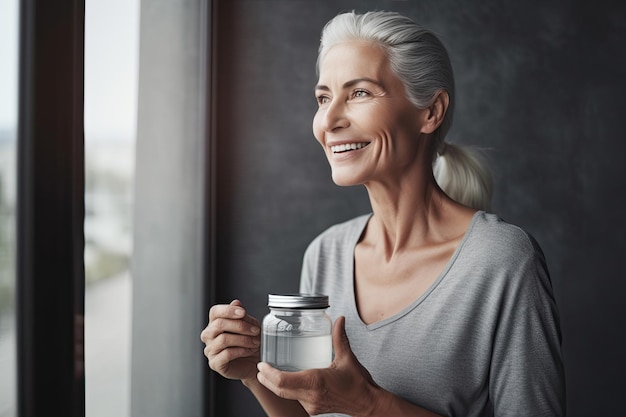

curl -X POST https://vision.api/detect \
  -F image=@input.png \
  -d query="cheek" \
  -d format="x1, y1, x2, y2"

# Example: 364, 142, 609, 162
369, 107, 417, 141
366, 106, 394, 128
312, 111, 324, 145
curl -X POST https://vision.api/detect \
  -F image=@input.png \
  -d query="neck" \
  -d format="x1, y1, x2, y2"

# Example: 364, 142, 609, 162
362, 164, 473, 260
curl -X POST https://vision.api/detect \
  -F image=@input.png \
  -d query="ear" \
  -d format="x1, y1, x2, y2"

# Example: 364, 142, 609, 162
420, 90, 449, 134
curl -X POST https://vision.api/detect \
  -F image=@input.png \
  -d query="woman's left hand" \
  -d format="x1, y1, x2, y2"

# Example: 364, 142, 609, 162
256, 316, 386, 417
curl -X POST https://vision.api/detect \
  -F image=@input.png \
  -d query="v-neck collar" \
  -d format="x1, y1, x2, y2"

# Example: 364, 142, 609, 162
348, 211, 483, 330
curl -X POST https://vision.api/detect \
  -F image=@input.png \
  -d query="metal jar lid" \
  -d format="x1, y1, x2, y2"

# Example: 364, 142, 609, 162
267, 293, 329, 309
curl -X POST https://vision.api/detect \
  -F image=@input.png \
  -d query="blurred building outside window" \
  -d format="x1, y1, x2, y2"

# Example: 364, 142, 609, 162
84, 0, 139, 416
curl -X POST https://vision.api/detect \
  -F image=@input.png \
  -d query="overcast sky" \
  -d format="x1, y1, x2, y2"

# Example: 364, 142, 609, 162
0, 0, 18, 131
0, 0, 140, 142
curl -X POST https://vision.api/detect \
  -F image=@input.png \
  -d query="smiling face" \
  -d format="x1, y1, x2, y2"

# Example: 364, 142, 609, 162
313, 40, 431, 187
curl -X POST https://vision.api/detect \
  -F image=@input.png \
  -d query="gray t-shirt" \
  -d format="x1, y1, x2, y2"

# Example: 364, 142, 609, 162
300, 211, 565, 417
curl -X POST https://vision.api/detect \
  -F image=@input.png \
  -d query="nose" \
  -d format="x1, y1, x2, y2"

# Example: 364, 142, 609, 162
321, 100, 349, 132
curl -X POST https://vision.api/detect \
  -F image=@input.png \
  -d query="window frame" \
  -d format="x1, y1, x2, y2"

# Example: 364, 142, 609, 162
17, 0, 86, 416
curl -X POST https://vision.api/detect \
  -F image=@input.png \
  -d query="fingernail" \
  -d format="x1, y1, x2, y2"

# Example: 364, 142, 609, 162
234, 308, 244, 317
250, 326, 260, 335
252, 338, 260, 345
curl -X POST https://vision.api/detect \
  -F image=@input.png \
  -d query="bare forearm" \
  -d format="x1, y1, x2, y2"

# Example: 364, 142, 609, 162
242, 377, 309, 417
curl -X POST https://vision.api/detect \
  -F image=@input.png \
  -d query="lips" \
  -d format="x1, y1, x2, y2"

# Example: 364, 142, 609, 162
330, 142, 370, 153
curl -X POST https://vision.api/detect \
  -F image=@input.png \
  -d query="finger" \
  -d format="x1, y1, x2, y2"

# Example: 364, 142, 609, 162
209, 301, 246, 321
332, 316, 351, 359
256, 362, 297, 400
202, 317, 260, 341
208, 301, 260, 326
206, 341, 259, 362
227, 300, 260, 325
207, 346, 259, 372
211, 332, 260, 353
205, 332, 260, 365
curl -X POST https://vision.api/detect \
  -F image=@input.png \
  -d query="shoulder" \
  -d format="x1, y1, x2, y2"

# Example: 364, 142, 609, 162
457, 211, 550, 291
459, 211, 553, 302
467, 211, 545, 262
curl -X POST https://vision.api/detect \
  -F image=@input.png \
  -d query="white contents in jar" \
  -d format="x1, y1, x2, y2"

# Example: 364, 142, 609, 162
262, 333, 332, 372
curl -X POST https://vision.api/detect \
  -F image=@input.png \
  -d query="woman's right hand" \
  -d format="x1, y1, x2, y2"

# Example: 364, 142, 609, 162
201, 299, 261, 382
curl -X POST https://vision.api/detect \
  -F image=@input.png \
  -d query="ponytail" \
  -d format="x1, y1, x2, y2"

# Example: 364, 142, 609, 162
433, 142, 493, 211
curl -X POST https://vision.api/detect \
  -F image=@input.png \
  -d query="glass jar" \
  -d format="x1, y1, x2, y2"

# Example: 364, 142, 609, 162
261, 293, 333, 371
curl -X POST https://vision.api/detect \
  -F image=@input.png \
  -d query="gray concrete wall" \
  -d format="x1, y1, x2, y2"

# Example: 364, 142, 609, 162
212, 1, 626, 416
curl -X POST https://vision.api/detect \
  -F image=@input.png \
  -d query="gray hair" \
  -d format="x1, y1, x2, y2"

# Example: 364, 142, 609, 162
317, 11, 493, 211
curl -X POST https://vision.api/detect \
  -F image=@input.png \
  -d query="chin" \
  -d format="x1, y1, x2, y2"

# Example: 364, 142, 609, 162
331, 172, 363, 187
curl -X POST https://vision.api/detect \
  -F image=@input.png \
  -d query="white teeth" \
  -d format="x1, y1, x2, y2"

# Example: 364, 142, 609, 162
331, 142, 369, 153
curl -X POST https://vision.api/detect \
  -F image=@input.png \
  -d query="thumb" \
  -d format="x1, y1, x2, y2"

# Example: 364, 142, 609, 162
230, 299, 243, 307
332, 316, 352, 359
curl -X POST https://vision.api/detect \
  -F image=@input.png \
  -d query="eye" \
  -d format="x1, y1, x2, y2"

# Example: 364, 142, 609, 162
351, 89, 370, 99
316, 95, 331, 105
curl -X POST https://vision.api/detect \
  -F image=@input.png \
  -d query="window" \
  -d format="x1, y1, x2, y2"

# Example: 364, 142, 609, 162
84, 1, 211, 415
84, 0, 139, 416
0, 0, 18, 415
13, 1, 212, 415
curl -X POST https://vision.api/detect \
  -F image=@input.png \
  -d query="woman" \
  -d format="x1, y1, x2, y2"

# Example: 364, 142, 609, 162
201, 11, 565, 417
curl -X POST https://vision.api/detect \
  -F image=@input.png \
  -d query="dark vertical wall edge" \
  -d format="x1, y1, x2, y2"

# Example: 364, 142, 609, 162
204, 1, 218, 416
72, 1, 86, 416
16, 0, 86, 416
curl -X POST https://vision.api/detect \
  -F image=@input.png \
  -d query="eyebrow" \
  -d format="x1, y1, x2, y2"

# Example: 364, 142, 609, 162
314, 77, 385, 92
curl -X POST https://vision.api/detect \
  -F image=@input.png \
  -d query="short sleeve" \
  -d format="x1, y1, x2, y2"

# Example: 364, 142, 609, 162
489, 234, 566, 416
